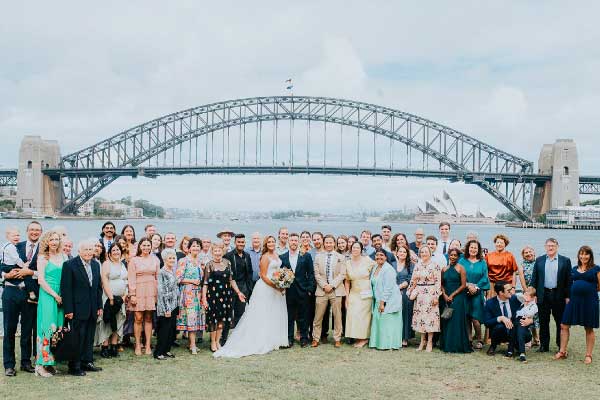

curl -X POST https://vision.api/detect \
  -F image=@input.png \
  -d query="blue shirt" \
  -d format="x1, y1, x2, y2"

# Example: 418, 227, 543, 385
247, 247, 262, 282
544, 255, 558, 289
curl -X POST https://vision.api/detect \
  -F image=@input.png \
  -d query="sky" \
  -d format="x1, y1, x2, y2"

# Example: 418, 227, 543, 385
2, 1, 600, 215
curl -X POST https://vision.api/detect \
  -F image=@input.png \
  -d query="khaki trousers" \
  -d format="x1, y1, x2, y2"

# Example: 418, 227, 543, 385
312, 292, 343, 342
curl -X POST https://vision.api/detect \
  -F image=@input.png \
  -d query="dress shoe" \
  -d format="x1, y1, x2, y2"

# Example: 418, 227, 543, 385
486, 346, 496, 356
5, 368, 16, 377
300, 340, 309, 348
504, 351, 514, 358
21, 364, 35, 373
100, 347, 111, 358
288, 341, 295, 348
82, 363, 102, 372
334, 341, 342, 348
68, 369, 86, 377
165, 352, 175, 358
311, 340, 319, 348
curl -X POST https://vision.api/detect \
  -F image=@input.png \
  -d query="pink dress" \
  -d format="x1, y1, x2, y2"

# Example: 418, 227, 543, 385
409, 260, 442, 333
128, 255, 159, 311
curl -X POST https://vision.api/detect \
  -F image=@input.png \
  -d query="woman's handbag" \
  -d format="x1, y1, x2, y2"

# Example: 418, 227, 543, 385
50, 319, 79, 362
441, 306, 454, 320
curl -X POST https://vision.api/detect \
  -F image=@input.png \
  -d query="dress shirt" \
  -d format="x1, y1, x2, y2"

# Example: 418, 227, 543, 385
289, 250, 299, 272
497, 297, 512, 320
247, 246, 262, 282
1, 242, 21, 265
25, 240, 39, 279
544, 255, 558, 289
275, 243, 288, 256
434, 239, 451, 257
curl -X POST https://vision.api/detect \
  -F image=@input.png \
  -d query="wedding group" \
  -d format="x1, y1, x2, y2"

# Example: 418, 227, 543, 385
2, 220, 599, 378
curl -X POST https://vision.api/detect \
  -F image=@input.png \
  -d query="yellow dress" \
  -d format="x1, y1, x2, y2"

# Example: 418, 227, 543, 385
345, 256, 375, 339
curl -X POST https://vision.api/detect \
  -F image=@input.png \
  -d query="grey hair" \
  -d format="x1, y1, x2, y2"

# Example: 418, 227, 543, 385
161, 248, 177, 260
78, 237, 98, 251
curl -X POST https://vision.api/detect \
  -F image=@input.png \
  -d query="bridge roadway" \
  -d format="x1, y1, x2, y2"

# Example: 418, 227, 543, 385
41, 166, 600, 189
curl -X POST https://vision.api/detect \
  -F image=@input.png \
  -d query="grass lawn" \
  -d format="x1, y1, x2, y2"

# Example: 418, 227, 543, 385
1, 325, 599, 399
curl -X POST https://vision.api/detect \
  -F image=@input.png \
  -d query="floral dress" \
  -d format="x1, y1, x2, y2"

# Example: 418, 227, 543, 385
203, 259, 234, 332
176, 256, 205, 332
409, 259, 442, 333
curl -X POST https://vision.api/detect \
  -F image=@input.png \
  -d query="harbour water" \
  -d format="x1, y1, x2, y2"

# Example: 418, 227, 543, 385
1, 218, 599, 260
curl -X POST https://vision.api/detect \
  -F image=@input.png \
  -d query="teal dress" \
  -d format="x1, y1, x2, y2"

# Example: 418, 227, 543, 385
368, 265, 403, 350
458, 258, 489, 322
36, 258, 65, 366
440, 265, 472, 353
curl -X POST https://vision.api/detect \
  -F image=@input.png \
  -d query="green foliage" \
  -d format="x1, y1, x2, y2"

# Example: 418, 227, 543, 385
0, 199, 15, 211
581, 198, 600, 206
382, 210, 415, 221
496, 211, 519, 221
134, 199, 165, 218
272, 210, 320, 219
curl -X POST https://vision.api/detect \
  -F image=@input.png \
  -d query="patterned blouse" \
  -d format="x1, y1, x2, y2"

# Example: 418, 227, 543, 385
157, 267, 178, 317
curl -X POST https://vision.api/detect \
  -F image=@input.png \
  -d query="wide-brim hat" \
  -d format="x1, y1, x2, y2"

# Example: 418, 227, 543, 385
216, 229, 235, 238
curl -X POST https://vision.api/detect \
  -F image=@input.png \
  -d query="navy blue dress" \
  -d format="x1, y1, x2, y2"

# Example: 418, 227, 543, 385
561, 265, 600, 328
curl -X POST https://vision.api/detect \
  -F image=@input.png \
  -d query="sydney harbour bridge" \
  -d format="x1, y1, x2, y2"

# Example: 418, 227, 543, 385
2, 96, 599, 221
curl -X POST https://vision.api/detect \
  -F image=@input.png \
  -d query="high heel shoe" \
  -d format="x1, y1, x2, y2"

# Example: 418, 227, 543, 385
35, 365, 52, 378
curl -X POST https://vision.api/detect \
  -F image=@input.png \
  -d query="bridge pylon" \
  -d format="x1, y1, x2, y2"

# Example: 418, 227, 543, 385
532, 139, 580, 217
15, 136, 63, 215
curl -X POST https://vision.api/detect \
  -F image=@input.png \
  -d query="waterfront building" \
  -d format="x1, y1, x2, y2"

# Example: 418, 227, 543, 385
545, 206, 600, 229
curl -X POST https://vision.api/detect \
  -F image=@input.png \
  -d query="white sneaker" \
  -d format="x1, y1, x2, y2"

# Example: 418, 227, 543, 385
190, 347, 198, 355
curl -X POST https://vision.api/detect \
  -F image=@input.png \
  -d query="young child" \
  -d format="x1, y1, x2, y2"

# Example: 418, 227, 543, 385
0, 227, 37, 303
511, 286, 538, 363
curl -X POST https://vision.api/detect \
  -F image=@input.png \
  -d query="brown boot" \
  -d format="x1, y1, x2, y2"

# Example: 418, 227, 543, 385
311, 340, 319, 348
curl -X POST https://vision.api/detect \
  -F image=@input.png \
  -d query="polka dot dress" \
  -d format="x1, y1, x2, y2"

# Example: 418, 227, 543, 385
205, 260, 233, 332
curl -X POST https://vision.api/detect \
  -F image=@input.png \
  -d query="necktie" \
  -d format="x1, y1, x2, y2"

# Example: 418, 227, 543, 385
326, 253, 332, 284
27, 243, 35, 261
85, 263, 93, 286
502, 301, 508, 318
442, 242, 447, 254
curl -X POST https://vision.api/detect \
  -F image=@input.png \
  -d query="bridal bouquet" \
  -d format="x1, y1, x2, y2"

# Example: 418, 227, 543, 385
271, 268, 295, 289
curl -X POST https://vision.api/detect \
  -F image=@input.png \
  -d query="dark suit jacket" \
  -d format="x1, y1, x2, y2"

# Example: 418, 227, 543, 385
483, 295, 521, 328
60, 256, 103, 321
280, 251, 316, 295
224, 249, 254, 296
530, 254, 572, 304
16, 240, 40, 294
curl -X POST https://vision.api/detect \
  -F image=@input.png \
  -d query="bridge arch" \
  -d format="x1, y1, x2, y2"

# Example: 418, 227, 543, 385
58, 96, 534, 219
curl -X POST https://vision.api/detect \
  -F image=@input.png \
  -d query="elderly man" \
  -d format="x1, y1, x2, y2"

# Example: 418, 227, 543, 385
409, 228, 425, 254
62, 239, 74, 259
60, 238, 103, 376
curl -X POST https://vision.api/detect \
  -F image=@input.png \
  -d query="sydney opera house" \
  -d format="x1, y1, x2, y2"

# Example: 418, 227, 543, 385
414, 191, 498, 225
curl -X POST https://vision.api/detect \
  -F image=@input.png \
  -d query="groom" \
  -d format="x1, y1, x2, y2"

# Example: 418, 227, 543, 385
280, 233, 315, 348
312, 235, 346, 348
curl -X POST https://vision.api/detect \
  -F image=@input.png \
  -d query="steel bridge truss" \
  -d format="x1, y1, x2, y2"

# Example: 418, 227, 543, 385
0, 170, 17, 186
58, 96, 535, 219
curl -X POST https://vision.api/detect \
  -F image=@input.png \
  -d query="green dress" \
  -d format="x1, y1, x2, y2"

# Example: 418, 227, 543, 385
36, 258, 65, 366
368, 272, 402, 350
458, 258, 489, 322
440, 265, 472, 353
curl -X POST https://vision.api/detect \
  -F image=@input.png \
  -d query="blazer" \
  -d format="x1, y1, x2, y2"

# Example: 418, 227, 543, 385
280, 251, 316, 294
483, 295, 521, 329
529, 254, 572, 304
314, 251, 346, 297
224, 249, 254, 296
16, 240, 40, 293
60, 256, 103, 321
371, 262, 402, 314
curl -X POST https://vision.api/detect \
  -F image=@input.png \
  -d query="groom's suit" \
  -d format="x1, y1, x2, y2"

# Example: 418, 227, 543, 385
312, 251, 346, 343
280, 250, 315, 345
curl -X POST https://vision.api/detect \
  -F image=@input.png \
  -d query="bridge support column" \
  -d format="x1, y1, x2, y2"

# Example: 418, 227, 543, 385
532, 139, 579, 217
15, 136, 63, 215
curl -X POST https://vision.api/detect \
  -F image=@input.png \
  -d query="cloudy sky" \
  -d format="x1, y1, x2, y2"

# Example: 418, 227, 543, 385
2, 1, 599, 214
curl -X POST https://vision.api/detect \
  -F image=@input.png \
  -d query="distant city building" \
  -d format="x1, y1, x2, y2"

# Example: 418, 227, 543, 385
77, 201, 94, 217
97, 200, 144, 218
546, 206, 600, 228
414, 191, 497, 225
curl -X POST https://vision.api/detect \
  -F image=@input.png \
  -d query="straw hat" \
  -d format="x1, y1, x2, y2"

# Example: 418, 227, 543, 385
216, 228, 235, 238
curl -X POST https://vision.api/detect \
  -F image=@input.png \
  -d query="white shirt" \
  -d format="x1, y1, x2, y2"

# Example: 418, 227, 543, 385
497, 297, 512, 320
431, 253, 447, 268
289, 250, 299, 272
434, 238, 451, 257
1, 242, 22, 265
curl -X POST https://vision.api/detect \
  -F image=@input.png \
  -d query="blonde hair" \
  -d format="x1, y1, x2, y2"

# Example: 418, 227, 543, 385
39, 230, 63, 259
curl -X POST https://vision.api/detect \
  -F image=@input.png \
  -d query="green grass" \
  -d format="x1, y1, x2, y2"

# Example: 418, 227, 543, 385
1, 326, 599, 399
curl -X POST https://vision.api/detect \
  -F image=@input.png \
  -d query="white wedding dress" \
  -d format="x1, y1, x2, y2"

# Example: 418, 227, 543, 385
213, 258, 288, 358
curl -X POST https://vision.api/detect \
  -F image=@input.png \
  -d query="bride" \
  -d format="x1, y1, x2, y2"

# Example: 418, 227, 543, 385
214, 235, 288, 358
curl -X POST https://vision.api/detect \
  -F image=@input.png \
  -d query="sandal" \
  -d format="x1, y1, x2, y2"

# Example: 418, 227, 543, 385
584, 354, 592, 365
553, 351, 568, 360
473, 341, 483, 350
